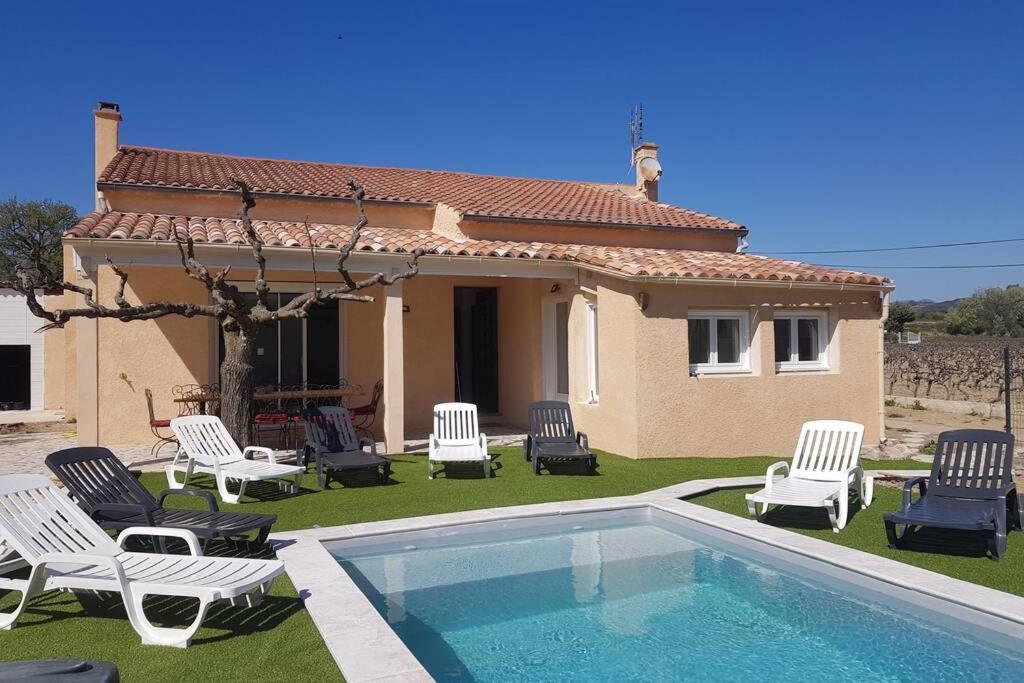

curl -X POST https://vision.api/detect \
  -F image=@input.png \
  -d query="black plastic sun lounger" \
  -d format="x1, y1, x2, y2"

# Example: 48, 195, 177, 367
524, 401, 597, 475
46, 447, 277, 546
883, 429, 1020, 560
301, 406, 392, 487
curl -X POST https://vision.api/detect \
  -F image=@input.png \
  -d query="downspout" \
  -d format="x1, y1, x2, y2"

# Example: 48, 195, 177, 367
878, 290, 891, 447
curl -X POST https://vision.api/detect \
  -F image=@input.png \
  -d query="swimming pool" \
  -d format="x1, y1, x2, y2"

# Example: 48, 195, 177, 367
327, 508, 1023, 682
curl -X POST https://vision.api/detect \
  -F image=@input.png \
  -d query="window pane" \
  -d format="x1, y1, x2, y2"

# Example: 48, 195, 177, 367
688, 318, 710, 365
555, 302, 569, 394
307, 303, 340, 386
279, 295, 304, 386
717, 318, 740, 364
774, 319, 791, 363
797, 318, 820, 362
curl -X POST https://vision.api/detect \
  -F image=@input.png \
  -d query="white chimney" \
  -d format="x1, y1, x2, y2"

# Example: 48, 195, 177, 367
93, 101, 121, 210
633, 142, 661, 202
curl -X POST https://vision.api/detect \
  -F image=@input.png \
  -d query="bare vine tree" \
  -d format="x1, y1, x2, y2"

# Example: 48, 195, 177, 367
1, 180, 420, 445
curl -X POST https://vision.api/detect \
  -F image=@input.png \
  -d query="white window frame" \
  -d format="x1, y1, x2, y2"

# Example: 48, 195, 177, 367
687, 310, 751, 375
585, 300, 599, 403
774, 310, 829, 372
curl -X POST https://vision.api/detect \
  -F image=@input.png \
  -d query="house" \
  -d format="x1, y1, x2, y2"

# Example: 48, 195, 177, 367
0, 289, 56, 411
52, 102, 892, 458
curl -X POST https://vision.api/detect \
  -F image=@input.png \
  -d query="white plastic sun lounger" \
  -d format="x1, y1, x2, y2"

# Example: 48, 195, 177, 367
0, 474, 283, 648
169, 415, 305, 504
428, 403, 490, 479
745, 420, 872, 532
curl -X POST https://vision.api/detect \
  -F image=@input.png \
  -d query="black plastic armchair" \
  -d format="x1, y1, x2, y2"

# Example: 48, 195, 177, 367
883, 429, 1019, 560
302, 406, 391, 487
524, 401, 596, 475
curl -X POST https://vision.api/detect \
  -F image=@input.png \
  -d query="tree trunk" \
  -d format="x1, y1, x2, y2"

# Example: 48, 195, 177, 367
220, 325, 256, 447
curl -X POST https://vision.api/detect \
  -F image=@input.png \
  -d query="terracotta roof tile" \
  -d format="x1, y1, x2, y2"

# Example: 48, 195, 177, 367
99, 146, 744, 232
67, 211, 889, 287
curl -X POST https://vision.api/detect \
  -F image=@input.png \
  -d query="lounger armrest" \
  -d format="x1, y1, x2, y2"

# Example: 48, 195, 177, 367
524, 434, 533, 461
428, 434, 439, 457
359, 437, 378, 457
90, 503, 154, 525
764, 461, 789, 491
36, 551, 126, 583
576, 432, 589, 451
243, 446, 276, 463
901, 476, 927, 508
116, 527, 203, 557
157, 488, 219, 512
479, 433, 489, 457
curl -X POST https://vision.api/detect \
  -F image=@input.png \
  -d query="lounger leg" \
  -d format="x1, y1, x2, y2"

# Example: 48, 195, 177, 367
745, 495, 759, 520
826, 499, 840, 533
125, 589, 211, 648
428, 460, 434, 480
0, 565, 47, 631
164, 455, 194, 490
884, 520, 909, 549
533, 456, 541, 476
483, 458, 489, 478
833, 494, 848, 532
217, 475, 244, 505
861, 474, 874, 507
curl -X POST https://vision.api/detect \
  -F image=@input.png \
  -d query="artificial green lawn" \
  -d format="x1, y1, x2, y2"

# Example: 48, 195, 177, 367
689, 485, 1024, 597
1, 448, 934, 681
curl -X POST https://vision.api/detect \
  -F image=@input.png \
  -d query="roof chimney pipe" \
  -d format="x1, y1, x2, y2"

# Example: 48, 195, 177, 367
93, 101, 122, 210
633, 142, 661, 202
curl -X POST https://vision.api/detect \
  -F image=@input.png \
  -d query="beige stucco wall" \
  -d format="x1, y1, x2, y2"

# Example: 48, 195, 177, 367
42, 295, 66, 410
569, 280, 885, 459
63, 255, 884, 457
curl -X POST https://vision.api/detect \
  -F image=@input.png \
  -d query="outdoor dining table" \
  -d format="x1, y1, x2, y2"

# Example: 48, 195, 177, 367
173, 388, 364, 415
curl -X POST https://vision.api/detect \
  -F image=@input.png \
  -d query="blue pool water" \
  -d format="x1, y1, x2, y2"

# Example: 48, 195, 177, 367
331, 513, 1022, 682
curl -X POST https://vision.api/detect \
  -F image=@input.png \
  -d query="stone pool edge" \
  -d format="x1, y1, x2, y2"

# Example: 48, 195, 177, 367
270, 470, 1024, 682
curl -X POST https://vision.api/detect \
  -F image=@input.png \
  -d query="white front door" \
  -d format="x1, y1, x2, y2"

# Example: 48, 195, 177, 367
542, 299, 570, 401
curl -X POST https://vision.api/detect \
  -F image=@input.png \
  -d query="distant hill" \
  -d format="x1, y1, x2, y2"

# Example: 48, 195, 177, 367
900, 298, 963, 314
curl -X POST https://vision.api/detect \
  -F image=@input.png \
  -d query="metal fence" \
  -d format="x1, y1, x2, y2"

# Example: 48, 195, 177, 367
1005, 347, 1024, 437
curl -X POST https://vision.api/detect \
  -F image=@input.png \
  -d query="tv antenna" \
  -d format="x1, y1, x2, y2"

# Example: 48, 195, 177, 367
629, 103, 644, 166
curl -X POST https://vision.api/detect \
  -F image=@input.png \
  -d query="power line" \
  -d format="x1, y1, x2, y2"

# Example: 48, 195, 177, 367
823, 263, 1024, 271
753, 237, 1024, 255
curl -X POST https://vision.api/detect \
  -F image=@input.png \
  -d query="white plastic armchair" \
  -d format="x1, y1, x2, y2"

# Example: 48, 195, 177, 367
0, 474, 283, 648
745, 420, 871, 532
169, 415, 304, 504
428, 403, 490, 479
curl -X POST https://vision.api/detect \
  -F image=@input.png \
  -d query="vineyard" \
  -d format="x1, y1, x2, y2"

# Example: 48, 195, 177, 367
885, 339, 1024, 403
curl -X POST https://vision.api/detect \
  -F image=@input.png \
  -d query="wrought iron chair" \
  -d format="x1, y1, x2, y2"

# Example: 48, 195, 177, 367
145, 388, 177, 456
350, 379, 383, 437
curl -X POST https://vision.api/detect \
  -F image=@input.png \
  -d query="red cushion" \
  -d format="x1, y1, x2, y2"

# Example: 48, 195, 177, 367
150, 419, 172, 428
254, 412, 289, 424
349, 405, 374, 416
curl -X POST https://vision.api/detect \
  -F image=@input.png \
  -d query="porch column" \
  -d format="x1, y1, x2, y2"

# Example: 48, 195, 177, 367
76, 279, 100, 447
382, 279, 405, 454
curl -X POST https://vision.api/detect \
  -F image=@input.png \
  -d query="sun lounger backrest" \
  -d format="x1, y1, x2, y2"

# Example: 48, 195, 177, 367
433, 403, 480, 446
46, 447, 158, 515
0, 474, 115, 563
171, 416, 244, 466
528, 401, 576, 444
304, 406, 361, 453
930, 429, 1015, 500
790, 420, 864, 482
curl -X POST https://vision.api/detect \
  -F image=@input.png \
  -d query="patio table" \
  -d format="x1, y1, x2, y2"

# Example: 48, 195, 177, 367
173, 388, 364, 415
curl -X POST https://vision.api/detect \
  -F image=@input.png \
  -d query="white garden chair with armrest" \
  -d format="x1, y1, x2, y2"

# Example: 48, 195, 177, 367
169, 415, 304, 504
0, 474, 283, 648
428, 403, 490, 479
745, 420, 872, 532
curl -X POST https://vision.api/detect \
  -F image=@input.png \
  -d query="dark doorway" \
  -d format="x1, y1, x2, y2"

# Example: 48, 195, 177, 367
0, 345, 31, 409
454, 287, 499, 414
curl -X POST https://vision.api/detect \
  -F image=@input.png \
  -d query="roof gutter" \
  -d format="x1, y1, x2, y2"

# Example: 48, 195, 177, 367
65, 236, 892, 292
96, 182, 434, 208
461, 212, 749, 237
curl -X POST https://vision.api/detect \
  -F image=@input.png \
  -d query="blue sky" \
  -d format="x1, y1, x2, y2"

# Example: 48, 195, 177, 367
1, 0, 1021, 300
